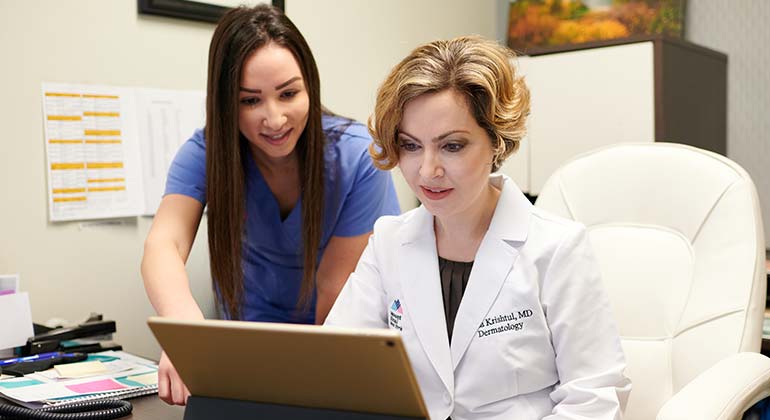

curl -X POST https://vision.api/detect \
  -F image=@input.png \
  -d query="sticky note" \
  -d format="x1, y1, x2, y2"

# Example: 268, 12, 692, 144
65, 379, 126, 394
126, 371, 158, 386
55, 361, 108, 378
85, 354, 120, 363
0, 379, 45, 389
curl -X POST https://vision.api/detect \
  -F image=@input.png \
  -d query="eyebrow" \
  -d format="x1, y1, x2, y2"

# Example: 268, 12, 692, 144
398, 129, 470, 142
239, 76, 303, 94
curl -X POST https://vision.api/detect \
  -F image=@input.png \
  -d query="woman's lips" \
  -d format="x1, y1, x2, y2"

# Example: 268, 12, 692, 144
261, 128, 292, 145
420, 185, 453, 200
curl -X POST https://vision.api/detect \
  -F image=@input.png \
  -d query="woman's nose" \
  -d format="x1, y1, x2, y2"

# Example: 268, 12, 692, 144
262, 102, 287, 131
419, 151, 443, 179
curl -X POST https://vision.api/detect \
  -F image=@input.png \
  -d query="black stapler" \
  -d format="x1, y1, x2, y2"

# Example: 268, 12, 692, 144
21, 314, 122, 356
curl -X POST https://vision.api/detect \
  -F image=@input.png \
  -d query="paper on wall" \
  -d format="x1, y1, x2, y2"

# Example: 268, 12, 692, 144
41, 83, 144, 221
135, 88, 205, 215
41, 82, 205, 222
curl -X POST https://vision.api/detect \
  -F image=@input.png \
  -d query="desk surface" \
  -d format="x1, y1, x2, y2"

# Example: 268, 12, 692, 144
129, 395, 184, 419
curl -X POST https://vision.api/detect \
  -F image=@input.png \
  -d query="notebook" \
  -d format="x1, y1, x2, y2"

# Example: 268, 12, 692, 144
147, 317, 428, 418
0, 351, 158, 409
44, 382, 158, 407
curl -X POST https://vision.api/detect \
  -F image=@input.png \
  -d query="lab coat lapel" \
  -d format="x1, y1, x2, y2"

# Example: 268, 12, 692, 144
399, 206, 455, 393
451, 175, 531, 369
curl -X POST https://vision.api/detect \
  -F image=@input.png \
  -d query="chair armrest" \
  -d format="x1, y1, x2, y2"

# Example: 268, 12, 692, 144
657, 352, 770, 420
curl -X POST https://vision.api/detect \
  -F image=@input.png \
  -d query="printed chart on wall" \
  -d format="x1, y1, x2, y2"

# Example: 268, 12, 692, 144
42, 84, 142, 221
135, 88, 207, 215
41, 83, 205, 221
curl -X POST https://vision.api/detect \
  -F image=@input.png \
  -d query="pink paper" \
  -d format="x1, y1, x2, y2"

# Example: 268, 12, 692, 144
66, 379, 127, 394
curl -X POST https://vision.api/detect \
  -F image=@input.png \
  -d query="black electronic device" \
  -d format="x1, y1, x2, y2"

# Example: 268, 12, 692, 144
184, 397, 424, 420
21, 320, 120, 356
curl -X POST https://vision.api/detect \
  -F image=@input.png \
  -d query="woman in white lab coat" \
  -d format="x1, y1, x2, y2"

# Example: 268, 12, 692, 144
325, 36, 631, 420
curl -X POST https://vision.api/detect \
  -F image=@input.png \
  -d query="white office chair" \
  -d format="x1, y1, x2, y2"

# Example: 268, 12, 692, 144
535, 143, 770, 420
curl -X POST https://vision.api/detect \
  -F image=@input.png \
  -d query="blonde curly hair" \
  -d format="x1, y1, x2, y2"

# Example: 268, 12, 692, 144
368, 35, 530, 172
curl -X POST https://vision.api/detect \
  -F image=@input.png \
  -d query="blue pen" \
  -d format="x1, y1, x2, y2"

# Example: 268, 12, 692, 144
0, 352, 72, 367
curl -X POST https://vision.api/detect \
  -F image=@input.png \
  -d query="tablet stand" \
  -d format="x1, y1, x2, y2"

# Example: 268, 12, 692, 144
183, 396, 427, 420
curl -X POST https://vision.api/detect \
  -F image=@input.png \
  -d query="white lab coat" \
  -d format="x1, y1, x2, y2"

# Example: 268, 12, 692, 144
326, 174, 630, 420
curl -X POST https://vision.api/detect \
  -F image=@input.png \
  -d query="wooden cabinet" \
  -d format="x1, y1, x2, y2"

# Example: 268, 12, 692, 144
500, 36, 727, 195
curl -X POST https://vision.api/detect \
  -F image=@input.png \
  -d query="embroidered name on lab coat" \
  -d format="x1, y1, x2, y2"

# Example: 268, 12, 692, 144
477, 309, 533, 338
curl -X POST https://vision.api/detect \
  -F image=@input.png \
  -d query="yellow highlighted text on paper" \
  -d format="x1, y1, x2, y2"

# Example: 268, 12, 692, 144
83, 94, 119, 99
51, 163, 85, 170
53, 197, 86, 203
83, 112, 120, 117
86, 162, 124, 169
88, 186, 126, 192
49, 139, 83, 144
85, 130, 121, 136
45, 92, 81, 98
85, 139, 121, 144
47, 115, 82, 121
52, 188, 86, 194
88, 178, 125, 183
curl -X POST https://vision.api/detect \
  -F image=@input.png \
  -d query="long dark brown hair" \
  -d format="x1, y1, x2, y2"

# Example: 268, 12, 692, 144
206, 4, 324, 320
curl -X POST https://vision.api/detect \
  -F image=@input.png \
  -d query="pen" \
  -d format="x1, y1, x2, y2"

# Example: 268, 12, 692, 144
0, 352, 75, 367
0, 352, 87, 376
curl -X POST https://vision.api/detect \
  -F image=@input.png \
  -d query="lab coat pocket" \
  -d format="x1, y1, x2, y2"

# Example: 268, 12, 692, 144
459, 336, 519, 408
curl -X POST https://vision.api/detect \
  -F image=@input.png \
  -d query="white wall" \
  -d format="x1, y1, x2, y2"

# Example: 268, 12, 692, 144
0, 0, 500, 359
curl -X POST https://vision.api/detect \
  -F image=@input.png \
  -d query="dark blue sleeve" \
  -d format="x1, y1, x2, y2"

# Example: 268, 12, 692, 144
332, 124, 401, 237
164, 128, 207, 204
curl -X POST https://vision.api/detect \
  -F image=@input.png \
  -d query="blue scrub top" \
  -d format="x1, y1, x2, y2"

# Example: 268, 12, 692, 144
165, 115, 401, 323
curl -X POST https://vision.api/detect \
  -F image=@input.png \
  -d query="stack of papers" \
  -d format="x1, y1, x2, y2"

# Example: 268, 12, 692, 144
0, 350, 158, 409
0, 274, 33, 354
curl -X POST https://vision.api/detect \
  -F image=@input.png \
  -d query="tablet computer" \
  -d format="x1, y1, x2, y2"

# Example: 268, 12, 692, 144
147, 317, 427, 418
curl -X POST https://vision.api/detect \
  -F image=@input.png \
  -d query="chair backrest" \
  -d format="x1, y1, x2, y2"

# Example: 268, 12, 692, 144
535, 143, 766, 420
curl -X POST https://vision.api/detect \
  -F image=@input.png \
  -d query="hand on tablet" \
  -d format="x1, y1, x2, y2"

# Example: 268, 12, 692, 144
158, 351, 190, 405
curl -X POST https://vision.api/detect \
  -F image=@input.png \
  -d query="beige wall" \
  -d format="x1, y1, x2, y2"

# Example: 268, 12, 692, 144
0, 1, 216, 359
288, 0, 498, 208
0, 0, 500, 359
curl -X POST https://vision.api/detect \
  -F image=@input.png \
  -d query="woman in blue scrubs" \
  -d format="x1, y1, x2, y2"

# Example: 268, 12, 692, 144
141, 4, 400, 405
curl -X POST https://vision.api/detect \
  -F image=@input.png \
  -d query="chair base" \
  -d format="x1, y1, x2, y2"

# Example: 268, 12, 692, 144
183, 396, 426, 420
